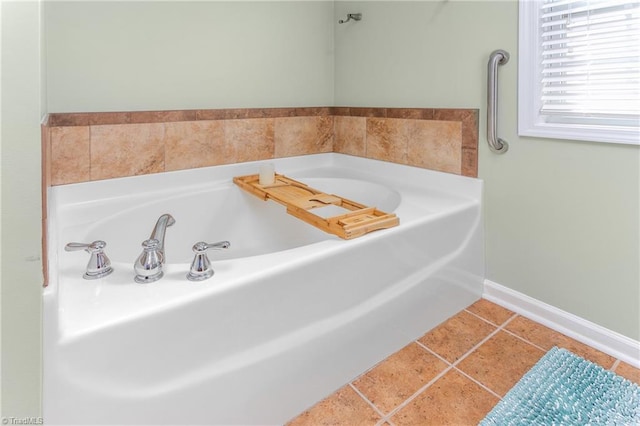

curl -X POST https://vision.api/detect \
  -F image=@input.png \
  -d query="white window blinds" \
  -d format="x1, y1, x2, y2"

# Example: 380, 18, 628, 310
540, 0, 640, 125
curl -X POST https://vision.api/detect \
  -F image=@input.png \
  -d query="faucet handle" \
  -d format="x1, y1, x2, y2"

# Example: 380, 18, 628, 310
193, 241, 231, 252
65, 240, 113, 279
187, 241, 230, 282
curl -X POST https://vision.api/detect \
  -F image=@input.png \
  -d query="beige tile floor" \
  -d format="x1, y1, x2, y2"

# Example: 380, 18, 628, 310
287, 299, 640, 426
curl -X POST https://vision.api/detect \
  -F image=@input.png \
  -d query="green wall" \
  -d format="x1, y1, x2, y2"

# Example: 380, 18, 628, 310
45, 1, 335, 112
1, 0, 44, 417
335, 1, 639, 339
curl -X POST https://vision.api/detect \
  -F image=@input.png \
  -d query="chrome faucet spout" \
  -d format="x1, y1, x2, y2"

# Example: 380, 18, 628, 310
150, 213, 176, 261
134, 213, 175, 283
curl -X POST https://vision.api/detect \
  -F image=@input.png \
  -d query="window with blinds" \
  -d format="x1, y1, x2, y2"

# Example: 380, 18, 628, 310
519, 0, 640, 145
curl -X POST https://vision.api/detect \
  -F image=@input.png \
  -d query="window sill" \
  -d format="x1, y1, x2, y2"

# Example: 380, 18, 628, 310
519, 122, 640, 146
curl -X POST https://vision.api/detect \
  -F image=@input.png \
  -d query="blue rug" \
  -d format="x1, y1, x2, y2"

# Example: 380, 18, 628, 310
480, 347, 640, 425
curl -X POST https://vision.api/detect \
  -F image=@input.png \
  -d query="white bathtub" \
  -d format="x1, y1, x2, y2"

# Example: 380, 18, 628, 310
44, 153, 484, 425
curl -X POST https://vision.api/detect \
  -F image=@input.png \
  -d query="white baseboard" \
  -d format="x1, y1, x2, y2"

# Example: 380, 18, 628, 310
483, 279, 640, 368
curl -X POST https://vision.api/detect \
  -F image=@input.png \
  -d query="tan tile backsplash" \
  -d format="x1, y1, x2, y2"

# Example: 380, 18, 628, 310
164, 120, 227, 171
407, 120, 462, 174
90, 123, 165, 181
227, 118, 275, 163
365, 117, 410, 165
50, 126, 91, 185
44, 107, 478, 186
334, 116, 366, 157
275, 116, 334, 158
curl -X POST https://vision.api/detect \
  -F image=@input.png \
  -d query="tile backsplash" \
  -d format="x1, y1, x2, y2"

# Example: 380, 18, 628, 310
44, 106, 478, 187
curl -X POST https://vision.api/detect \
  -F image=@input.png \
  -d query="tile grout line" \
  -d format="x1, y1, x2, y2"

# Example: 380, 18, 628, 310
378, 338, 462, 420
379, 313, 521, 423
389, 341, 456, 421
352, 339, 457, 424
472, 310, 621, 370
348, 383, 387, 421
469, 304, 627, 370
376, 416, 398, 426
610, 359, 621, 372
453, 366, 503, 400
418, 313, 522, 400
375, 416, 394, 426
414, 340, 454, 367
346, 341, 456, 424
464, 308, 510, 328
430, 313, 522, 405
463, 310, 549, 354
450, 313, 519, 368
501, 326, 548, 353
380, 365, 455, 423
447, 312, 556, 402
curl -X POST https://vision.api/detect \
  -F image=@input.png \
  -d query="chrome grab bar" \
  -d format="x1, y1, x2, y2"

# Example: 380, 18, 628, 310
487, 50, 509, 154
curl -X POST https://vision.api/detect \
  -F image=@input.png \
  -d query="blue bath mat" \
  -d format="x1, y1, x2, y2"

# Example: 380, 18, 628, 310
480, 347, 640, 425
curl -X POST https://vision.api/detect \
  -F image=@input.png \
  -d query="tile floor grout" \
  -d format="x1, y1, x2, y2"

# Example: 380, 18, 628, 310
463, 307, 506, 328
348, 383, 386, 420
610, 358, 621, 372
378, 364, 454, 422
453, 366, 503, 400
500, 321, 549, 353
443, 312, 519, 370
361, 312, 521, 423
414, 340, 452, 364
288, 299, 640, 425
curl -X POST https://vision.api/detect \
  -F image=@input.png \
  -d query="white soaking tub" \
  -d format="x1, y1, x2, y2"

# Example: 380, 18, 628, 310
43, 153, 484, 425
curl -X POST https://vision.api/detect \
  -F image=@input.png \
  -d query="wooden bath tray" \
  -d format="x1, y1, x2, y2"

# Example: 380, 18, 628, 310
233, 174, 399, 239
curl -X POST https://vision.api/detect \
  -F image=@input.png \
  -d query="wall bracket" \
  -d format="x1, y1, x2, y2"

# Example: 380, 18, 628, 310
339, 13, 362, 24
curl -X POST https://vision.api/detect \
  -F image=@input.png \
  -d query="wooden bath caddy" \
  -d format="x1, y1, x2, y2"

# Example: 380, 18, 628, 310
233, 174, 399, 240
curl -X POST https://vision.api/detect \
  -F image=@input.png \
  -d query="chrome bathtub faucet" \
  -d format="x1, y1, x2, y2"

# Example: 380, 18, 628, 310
65, 240, 113, 280
134, 213, 175, 283
187, 241, 230, 281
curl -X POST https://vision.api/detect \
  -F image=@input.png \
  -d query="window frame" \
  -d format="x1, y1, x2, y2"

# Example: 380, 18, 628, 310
518, 0, 640, 145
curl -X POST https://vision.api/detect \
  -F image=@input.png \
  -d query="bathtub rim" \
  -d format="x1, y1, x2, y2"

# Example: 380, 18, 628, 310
49, 153, 481, 207
45, 153, 484, 340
